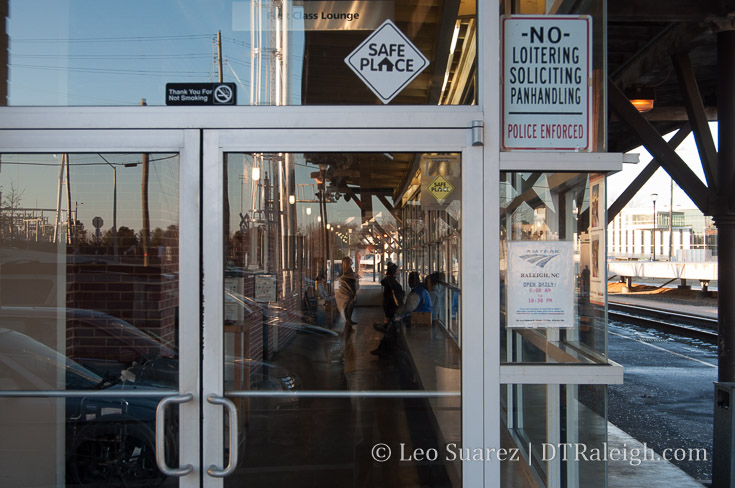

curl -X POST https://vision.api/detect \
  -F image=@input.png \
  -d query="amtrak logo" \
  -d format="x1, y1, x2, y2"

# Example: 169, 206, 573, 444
519, 252, 560, 268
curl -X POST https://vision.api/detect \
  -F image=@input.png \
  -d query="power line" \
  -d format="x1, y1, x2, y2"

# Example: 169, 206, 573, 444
12, 34, 213, 43
0, 155, 178, 167
11, 53, 212, 60
10, 63, 212, 77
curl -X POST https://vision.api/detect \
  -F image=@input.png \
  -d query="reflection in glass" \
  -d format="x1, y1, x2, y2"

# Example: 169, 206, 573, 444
501, 384, 607, 486
0, 153, 179, 487
500, 172, 607, 364
223, 152, 462, 486
500, 172, 608, 487
7, 0, 477, 106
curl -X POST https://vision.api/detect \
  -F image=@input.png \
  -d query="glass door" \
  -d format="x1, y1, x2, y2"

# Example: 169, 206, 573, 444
201, 128, 485, 487
0, 129, 201, 488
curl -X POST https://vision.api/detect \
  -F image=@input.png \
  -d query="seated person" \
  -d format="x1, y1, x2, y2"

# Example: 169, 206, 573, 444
427, 272, 447, 325
396, 271, 432, 322
371, 272, 431, 356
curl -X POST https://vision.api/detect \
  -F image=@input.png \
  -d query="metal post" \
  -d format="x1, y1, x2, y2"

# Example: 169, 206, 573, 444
669, 177, 674, 260
713, 28, 735, 488
651, 193, 658, 261
716, 28, 735, 384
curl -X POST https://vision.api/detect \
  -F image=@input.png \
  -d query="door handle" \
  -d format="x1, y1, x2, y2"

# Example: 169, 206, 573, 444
155, 393, 194, 477
206, 393, 240, 477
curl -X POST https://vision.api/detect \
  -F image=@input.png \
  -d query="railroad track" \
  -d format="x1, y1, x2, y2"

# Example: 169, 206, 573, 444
608, 301, 718, 343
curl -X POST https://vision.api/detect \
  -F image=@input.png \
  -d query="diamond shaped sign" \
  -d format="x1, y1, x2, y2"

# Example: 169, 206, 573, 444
345, 19, 429, 104
428, 175, 454, 203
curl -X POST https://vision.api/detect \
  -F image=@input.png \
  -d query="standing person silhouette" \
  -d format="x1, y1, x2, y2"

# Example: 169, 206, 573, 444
335, 256, 358, 334
381, 262, 404, 323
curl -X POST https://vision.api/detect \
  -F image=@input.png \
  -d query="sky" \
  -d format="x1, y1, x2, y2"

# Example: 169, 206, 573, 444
7, 0, 304, 106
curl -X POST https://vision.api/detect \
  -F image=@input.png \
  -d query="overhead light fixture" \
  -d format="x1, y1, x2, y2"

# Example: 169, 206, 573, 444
252, 166, 261, 181
626, 86, 655, 113
289, 195, 295, 205
306, 207, 312, 216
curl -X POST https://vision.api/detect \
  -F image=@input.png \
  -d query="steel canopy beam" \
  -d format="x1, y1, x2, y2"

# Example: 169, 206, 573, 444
610, 22, 707, 90
607, 123, 692, 222
608, 79, 714, 214
673, 52, 719, 188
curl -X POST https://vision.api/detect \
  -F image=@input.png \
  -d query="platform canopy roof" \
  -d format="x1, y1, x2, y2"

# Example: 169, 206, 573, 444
607, 1, 734, 153
303, 1, 735, 219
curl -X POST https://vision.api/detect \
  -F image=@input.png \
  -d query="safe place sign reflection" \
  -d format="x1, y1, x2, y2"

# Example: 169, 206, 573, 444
346, 19, 429, 104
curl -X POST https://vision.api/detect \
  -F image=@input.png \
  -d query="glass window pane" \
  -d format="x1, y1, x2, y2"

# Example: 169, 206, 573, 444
0, 152, 180, 487
7, 0, 477, 106
501, 384, 607, 486
223, 152, 462, 486
500, 172, 607, 364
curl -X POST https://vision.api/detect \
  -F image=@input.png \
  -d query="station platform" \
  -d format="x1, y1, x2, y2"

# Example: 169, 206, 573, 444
608, 284, 712, 487
357, 282, 710, 487
608, 423, 705, 487
609, 283, 718, 320
282, 281, 709, 486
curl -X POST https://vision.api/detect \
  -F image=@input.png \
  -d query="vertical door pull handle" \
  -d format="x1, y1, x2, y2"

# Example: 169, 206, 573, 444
156, 393, 194, 477
206, 394, 239, 477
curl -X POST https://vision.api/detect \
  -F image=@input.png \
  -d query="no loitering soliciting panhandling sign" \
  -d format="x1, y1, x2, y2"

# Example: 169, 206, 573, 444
502, 15, 592, 151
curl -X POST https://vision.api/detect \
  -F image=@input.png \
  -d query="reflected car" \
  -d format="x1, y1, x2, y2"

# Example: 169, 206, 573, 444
0, 306, 178, 385
0, 328, 172, 487
0, 327, 303, 487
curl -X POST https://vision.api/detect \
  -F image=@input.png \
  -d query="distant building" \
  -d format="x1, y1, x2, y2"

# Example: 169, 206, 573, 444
608, 207, 718, 261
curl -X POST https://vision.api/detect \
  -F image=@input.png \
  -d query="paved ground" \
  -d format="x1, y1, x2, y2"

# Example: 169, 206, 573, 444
607, 289, 716, 484
609, 281, 718, 318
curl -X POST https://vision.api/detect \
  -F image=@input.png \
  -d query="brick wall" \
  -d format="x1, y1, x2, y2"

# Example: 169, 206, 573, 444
65, 261, 178, 361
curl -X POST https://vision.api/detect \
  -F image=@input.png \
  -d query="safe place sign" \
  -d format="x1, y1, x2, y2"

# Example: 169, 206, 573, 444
345, 19, 429, 104
502, 16, 592, 151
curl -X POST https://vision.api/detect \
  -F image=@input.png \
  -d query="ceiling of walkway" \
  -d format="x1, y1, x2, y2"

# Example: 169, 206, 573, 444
607, 1, 734, 153
303, 2, 735, 220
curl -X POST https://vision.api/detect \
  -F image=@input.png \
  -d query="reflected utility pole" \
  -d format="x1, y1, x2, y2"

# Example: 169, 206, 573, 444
141, 98, 150, 266
98, 154, 118, 260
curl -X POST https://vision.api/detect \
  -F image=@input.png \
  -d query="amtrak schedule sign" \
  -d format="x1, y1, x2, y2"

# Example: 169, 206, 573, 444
507, 241, 574, 328
502, 16, 592, 151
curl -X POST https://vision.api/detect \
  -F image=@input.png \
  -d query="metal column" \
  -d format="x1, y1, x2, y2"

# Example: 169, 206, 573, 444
713, 27, 735, 488
716, 28, 735, 383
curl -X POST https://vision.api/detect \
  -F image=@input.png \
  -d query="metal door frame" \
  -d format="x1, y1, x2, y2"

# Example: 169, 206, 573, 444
0, 107, 493, 486
0, 128, 202, 488
202, 126, 486, 487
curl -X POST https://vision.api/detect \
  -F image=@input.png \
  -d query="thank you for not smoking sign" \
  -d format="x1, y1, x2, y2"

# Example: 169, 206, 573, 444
166, 82, 236, 105
345, 19, 429, 104
502, 16, 592, 151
